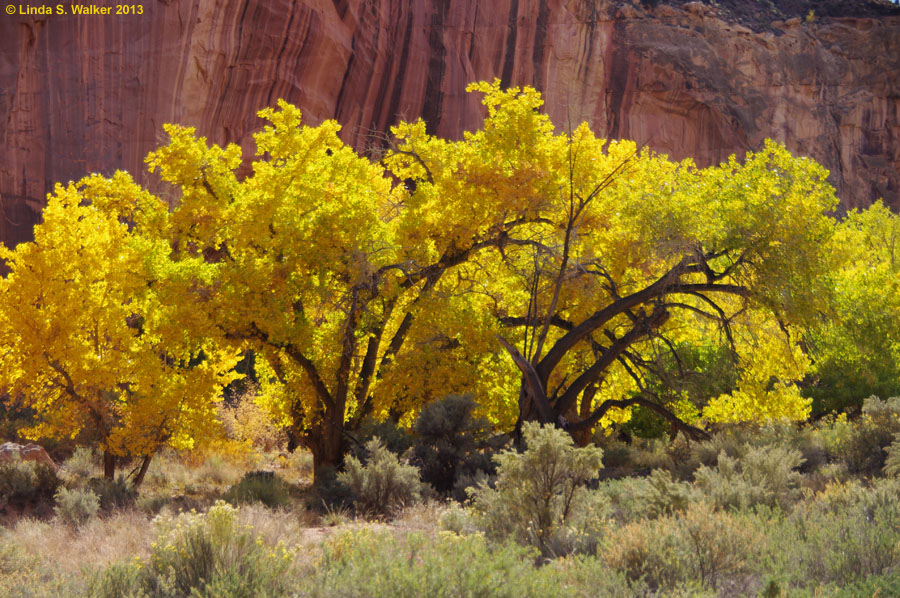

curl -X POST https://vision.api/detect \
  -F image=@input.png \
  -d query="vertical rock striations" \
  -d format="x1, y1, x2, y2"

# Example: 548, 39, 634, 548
1, 0, 898, 244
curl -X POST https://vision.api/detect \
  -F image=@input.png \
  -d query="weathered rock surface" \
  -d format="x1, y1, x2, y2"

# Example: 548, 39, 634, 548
1, 0, 898, 245
0, 442, 57, 470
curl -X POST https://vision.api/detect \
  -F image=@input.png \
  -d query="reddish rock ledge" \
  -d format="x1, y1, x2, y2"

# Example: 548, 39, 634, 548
1, 0, 898, 245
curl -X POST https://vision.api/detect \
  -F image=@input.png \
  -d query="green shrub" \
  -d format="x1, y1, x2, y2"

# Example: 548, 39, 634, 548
63, 446, 99, 479
598, 441, 634, 470
412, 394, 495, 499
836, 396, 900, 475
87, 476, 136, 511
308, 529, 564, 598
692, 427, 755, 467
195, 454, 241, 487
636, 469, 695, 518
338, 438, 422, 517
596, 478, 644, 522
550, 555, 651, 598
222, 471, 291, 509
0, 459, 60, 504
827, 571, 900, 598
0, 540, 84, 598
352, 418, 414, 460
628, 437, 676, 472
469, 422, 605, 557
695, 444, 804, 511
438, 502, 477, 535
767, 479, 900, 587
313, 465, 355, 509
884, 433, 900, 477
89, 501, 293, 598
0, 461, 38, 503
86, 561, 147, 598
136, 494, 171, 515
53, 487, 100, 526
599, 470, 695, 522
601, 501, 760, 593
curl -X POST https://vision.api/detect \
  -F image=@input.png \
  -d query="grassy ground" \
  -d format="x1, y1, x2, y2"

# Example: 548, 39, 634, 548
4, 402, 900, 597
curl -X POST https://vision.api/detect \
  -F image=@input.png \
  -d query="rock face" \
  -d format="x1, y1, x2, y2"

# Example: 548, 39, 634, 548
0, 442, 57, 470
1, 0, 899, 245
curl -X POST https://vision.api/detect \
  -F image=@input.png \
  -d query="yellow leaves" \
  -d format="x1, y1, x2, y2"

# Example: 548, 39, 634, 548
703, 315, 812, 424
0, 80, 847, 461
0, 171, 240, 460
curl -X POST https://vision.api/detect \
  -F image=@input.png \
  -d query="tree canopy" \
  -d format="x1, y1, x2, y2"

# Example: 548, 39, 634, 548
3, 80, 888, 479
804, 202, 900, 414
389, 82, 837, 443
0, 173, 239, 483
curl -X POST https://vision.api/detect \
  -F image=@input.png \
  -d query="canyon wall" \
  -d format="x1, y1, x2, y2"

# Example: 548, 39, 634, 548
1, 0, 899, 245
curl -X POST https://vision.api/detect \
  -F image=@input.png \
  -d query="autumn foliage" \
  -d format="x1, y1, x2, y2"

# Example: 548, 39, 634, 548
0, 81, 893, 481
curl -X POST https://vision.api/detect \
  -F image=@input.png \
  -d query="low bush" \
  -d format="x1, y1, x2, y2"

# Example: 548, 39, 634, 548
692, 427, 755, 467
628, 437, 676, 472
88, 501, 294, 598
338, 438, 422, 517
53, 487, 100, 526
766, 479, 900, 587
883, 433, 900, 477
411, 394, 495, 499
601, 501, 761, 594
352, 418, 414, 460
830, 396, 900, 475
136, 494, 171, 515
469, 422, 606, 557
86, 476, 136, 511
695, 444, 804, 511
599, 471, 695, 522
438, 502, 477, 536
0, 459, 60, 504
0, 540, 82, 598
550, 555, 652, 598
222, 471, 291, 509
597, 440, 634, 470
308, 529, 564, 598
195, 454, 242, 487
636, 469, 695, 518
63, 446, 99, 480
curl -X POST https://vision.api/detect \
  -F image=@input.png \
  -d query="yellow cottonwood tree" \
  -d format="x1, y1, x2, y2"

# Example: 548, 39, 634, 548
7, 81, 843, 481
389, 82, 838, 441
145, 102, 526, 475
142, 81, 840, 471
0, 173, 239, 484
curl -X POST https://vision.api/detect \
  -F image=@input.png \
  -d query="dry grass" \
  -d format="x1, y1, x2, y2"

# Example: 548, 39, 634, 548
9, 510, 153, 575
236, 503, 318, 547
390, 499, 450, 533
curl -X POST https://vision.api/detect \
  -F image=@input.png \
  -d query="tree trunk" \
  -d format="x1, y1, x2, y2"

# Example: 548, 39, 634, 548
103, 451, 117, 479
133, 454, 153, 488
286, 428, 302, 453
307, 415, 346, 485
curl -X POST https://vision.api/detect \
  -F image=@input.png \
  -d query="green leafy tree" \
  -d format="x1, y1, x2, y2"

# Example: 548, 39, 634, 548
805, 202, 900, 414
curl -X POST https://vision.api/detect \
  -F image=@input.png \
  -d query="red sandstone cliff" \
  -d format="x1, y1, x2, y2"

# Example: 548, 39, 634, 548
1, 0, 899, 245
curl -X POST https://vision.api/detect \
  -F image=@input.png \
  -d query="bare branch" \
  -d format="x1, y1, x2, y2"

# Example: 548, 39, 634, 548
567, 395, 709, 441
496, 335, 555, 423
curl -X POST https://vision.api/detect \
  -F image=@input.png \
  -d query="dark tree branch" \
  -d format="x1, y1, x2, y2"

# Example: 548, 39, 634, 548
226, 323, 337, 413
554, 306, 670, 417
499, 315, 574, 330
567, 395, 709, 441
496, 335, 556, 424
